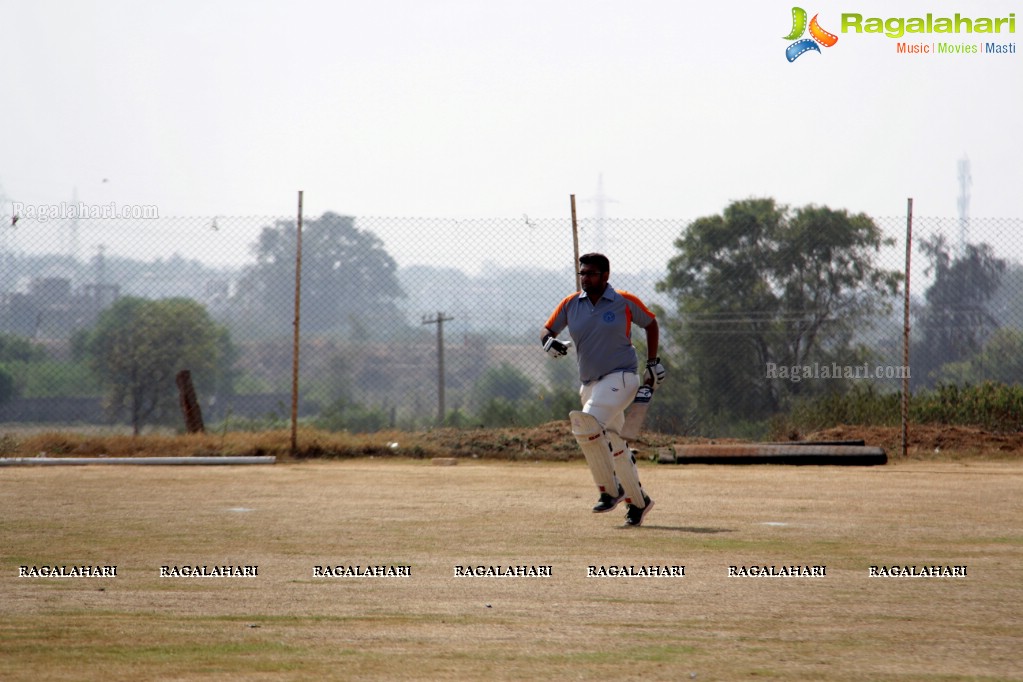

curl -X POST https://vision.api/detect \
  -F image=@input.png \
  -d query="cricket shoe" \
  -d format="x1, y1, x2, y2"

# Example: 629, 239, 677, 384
592, 486, 625, 513
624, 495, 654, 527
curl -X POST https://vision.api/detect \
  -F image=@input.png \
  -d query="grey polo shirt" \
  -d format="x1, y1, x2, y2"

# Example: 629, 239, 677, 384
544, 285, 656, 384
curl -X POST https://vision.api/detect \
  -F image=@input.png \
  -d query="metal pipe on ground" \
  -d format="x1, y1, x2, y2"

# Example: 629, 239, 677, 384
659, 443, 887, 466
0, 456, 276, 466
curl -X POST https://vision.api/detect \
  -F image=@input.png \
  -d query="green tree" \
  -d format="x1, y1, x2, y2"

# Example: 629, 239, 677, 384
658, 198, 900, 430
0, 334, 47, 403
0, 334, 47, 363
235, 212, 406, 337
0, 365, 13, 405
466, 363, 582, 428
913, 236, 1006, 388
933, 328, 1023, 387
987, 262, 1023, 332
314, 397, 392, 433
18, 361, 100, 397
84, 297, 234, 434
471, 363, 534, 408
545, 346, 578, 394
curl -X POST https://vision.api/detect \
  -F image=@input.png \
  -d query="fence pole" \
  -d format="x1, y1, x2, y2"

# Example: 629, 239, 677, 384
176, 369, 205, 434
570, 194, 580, 291
902, 197, 913, 459
423, 312, 454, 425
291, 191, 304, 457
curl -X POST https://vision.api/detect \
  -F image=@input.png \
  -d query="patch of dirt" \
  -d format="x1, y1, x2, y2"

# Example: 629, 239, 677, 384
402, 421, 582, 461
4, 420, 1019, 463
803, 423, 1023, 459
406, 421, 1023, 462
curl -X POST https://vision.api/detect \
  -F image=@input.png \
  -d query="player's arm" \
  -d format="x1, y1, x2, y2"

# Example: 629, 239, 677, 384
642, 318, 665, 386
541, 297, 574, 358
643, 318, 659, 363
541, 327, 571, 358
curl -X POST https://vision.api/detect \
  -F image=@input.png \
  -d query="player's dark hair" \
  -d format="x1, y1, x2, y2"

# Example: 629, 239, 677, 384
579, 252, 610, 273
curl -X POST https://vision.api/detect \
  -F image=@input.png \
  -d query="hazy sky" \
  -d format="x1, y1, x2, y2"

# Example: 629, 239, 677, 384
2, 0, 1020, 261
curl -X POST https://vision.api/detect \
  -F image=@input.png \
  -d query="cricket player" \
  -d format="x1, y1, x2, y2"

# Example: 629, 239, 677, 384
541, 253, 665, 527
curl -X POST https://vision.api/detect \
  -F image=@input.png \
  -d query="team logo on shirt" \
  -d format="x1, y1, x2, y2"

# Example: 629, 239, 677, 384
603, 312, 616, 323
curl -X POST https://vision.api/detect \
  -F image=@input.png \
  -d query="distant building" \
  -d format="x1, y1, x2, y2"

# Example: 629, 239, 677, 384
0, 277, 120, 340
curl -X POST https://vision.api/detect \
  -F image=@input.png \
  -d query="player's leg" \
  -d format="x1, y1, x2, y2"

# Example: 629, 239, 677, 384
580, 371, 637, 430
585, 372, 654, 525
569, 410, 622, 511
606, 429, 647, 507
607, 428, 654, 525
576, 373, 636, 510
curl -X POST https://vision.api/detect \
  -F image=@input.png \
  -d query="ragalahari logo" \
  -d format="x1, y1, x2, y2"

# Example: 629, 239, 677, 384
784, 7, 839, 61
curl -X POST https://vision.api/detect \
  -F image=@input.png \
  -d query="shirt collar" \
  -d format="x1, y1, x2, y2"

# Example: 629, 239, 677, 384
578, 284, 616, 301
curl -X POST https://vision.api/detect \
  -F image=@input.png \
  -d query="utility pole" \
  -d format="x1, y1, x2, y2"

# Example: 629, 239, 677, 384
422, 311, 454, 425
291, 191, 304, 457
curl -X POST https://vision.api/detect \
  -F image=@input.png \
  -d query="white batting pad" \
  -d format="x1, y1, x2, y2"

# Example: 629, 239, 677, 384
607, 430, 646, 507
569, 410, 618, 494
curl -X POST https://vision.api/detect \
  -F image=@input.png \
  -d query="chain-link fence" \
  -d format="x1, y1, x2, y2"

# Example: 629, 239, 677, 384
2, 200, 1021, 436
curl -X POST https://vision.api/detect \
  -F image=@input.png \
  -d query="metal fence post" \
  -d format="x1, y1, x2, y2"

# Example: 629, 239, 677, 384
291, 191, 304, 456
902, 198, 913, 459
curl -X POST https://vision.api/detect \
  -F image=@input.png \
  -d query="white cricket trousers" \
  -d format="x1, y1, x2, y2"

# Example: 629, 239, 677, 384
579, 370, 640, 434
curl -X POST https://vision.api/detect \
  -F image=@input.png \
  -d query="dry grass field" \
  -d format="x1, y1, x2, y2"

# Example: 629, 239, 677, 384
2, 453, 1021, 681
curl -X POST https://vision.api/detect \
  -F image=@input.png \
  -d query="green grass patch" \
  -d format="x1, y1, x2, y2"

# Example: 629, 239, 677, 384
779, 381, 1023, 435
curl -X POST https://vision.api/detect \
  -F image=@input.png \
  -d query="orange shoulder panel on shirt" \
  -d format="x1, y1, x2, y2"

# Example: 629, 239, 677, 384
544, 292, 580, 330
617, 290, 656, 318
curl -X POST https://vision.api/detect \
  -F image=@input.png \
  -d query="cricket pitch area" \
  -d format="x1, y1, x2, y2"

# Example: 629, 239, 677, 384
2, 457, 1021, 681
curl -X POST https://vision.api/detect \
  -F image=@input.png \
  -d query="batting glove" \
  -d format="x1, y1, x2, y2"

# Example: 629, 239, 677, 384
542, 335, 571, 358
645, 358, 666, 386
